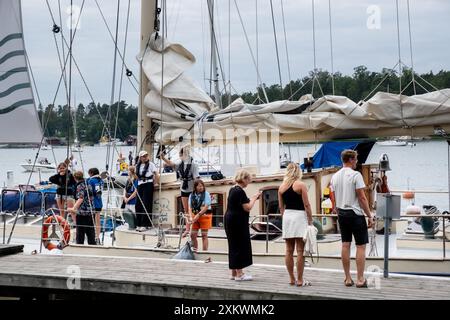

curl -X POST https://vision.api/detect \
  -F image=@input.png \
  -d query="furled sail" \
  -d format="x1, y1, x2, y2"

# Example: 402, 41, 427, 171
0, 0, 43, 144
142, 35, 450, 144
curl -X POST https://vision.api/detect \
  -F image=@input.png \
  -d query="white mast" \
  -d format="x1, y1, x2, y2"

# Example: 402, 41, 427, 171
207, 0, 222, 108
138, 0, 157, 155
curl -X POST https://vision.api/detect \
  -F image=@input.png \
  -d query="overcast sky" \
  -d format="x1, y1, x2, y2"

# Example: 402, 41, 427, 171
21, 0, 450, 107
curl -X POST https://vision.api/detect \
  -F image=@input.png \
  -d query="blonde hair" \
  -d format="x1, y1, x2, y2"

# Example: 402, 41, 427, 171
283, 163, 302, 187
73, 170, 84, 181
128, 166, 138, 181
234, 169, 251, 184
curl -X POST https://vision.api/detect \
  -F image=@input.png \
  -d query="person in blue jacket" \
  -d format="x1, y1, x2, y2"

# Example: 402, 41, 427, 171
87, 168, 103, 244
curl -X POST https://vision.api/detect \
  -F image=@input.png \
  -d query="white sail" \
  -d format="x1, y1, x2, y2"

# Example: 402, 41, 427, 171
0, 0, 43, 144
141, 34, 450, 144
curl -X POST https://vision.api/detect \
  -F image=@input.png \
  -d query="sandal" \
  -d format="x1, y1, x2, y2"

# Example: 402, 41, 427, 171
289, 280, 297, 286
356, 279, 368, 288
344, 279, 355, 287
297, 280, 311, 287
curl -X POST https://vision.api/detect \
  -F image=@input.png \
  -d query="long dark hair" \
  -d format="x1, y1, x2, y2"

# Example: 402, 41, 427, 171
193, 179, 206, 194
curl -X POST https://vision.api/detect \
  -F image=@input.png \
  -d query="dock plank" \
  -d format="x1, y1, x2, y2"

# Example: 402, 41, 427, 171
0, 253, 449, 300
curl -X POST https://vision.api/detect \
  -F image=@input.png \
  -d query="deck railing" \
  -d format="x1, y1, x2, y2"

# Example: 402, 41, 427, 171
1, 207, 449, 259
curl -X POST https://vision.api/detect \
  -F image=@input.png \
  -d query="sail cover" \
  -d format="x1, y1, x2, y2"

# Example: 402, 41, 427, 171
142, 35, 450, 144
0, 0, 43, 143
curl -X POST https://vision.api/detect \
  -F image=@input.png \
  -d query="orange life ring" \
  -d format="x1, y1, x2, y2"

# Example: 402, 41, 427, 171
42, 215, 70, 250
402, 191, 415, 200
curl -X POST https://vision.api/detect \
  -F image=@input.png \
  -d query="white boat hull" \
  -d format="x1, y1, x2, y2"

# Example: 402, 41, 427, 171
21, 163, 56, 172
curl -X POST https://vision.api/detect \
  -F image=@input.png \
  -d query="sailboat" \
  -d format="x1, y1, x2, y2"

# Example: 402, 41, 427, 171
0, 0, 43, 145
1, 0, 450, 275
0, 0, 54, 173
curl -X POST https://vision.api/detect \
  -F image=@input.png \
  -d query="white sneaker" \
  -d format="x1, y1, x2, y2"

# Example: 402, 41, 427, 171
234, 274, 252, 281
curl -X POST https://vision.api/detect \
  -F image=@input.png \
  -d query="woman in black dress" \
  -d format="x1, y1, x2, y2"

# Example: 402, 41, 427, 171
224, 170, 261, 281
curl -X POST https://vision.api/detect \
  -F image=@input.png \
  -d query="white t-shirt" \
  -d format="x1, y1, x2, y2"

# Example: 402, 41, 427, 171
330, 167, 366, 216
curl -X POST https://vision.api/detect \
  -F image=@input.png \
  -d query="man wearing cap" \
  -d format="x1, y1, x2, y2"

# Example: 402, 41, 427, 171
135, 150, 159, 231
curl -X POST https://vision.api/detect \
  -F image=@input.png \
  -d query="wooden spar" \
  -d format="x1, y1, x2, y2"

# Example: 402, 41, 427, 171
138, 0, 157, 156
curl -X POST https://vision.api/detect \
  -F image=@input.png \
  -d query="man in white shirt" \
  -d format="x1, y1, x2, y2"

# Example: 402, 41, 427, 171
330, 149, 374, 288
134, 150, 159, 231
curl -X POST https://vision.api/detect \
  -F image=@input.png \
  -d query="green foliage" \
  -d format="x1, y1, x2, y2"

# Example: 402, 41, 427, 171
38, 101, 137, 144
228, 67, 450, 104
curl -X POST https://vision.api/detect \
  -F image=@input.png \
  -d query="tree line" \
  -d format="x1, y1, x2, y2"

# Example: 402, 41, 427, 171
39, 66, 450, 143
232, 66, 450, 104
38, 101, 137, 144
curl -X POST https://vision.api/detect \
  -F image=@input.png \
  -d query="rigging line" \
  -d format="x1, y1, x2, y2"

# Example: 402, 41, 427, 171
110, 0, 129, 176
395, 0, 409, 129
57, 0, 69, 105
233, 0, 269, 103
106, 0, 121, 174
255, 0, 260, 102
214, 0, 227, 88
363, 61, 400, 101
206, 0, 228, 103
157, 0, 167, 242
24, 51, 58, 166
328, 0, 335, 95
65, 0, 74, 212
46, 17, 71, 164
200, 0, 208, 91
395, 0, 402, 93
310, 0, 323, 98
406, 0, 416, 95
110, 0, 132, 181
114, 0, 132, 137
280, 0, 293, 99
311, 0, 317, 71
170, 0, 182, 39
286, 75, 313, 101
228, 0, 231, 106
45, 0, 70, 108
269, 0, 284, 100
94, 0, 139, 87
208, 0, 213, 98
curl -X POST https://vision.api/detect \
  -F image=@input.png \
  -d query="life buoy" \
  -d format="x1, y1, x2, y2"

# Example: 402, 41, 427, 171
42, 215, 70, 250
402, 191, 415, 200
120, 162, 128, 172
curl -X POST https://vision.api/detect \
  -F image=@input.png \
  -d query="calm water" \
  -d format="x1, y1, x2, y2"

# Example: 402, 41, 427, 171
0, 145, 135, 187
1, 141, 449, 211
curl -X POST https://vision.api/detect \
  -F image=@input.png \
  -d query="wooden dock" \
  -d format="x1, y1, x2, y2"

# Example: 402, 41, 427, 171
1, 253, 449, 300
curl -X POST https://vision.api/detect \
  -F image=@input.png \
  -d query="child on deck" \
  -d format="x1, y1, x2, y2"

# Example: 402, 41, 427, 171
69, 171, 96, 245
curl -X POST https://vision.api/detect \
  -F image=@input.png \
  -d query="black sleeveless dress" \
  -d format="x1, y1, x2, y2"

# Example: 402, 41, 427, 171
224, 185, 252, 269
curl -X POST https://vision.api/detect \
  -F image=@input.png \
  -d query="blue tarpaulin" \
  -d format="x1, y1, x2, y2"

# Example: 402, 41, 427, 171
301, 141, 360, 169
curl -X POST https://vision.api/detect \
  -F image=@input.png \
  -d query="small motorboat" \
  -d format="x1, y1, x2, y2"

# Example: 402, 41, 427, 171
21, 158, 56, 172
41, 144, 52, 151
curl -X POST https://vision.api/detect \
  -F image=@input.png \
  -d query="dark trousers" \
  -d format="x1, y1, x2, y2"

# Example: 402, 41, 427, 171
135, 182, 154, 228
76, 215, 96, 245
